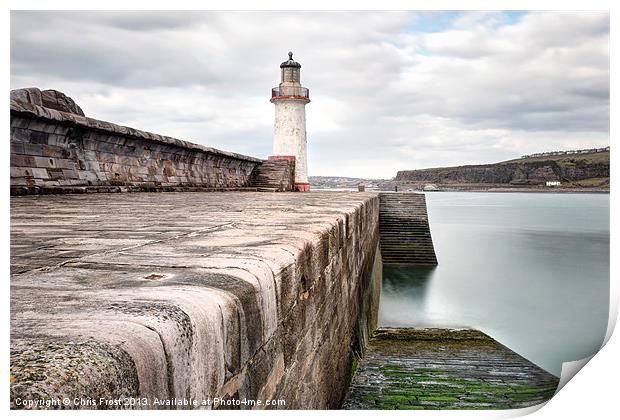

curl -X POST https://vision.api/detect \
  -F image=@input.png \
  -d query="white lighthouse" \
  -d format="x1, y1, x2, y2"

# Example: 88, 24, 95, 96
270, 52, 310, 192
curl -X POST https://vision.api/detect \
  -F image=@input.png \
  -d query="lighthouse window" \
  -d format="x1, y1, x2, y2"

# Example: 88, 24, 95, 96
282, 67, 300, 83
282, 68, 293, 82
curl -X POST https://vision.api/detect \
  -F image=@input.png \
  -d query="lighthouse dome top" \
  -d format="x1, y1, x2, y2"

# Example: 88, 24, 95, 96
280, 51, 301, 69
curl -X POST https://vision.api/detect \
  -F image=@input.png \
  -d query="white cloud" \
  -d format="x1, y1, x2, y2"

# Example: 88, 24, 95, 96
11, 11, 609, 178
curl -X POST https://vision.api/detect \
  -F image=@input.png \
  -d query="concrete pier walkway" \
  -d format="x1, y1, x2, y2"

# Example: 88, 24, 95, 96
343, 328, 559, 410
10, 191, 381, 409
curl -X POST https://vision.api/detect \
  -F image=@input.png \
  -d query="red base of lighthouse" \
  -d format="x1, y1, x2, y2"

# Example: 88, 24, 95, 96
268, 155, 296, 161
295, 182, 310, 192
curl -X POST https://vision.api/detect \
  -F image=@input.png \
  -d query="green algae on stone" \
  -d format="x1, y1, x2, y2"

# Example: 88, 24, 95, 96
342, 328, 560, 410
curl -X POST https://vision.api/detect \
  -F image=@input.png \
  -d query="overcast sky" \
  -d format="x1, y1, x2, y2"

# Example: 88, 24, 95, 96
11, 11, 609, 178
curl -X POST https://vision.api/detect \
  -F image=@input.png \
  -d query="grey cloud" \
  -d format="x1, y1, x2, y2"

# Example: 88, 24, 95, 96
10, 11, 609, 178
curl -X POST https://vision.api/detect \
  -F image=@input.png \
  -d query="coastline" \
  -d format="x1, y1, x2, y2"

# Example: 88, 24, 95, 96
423, 187, 610, 194
311, 187, 610, 194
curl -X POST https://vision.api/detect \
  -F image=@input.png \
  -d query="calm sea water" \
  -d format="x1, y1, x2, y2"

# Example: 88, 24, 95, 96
379, 192, 610, 376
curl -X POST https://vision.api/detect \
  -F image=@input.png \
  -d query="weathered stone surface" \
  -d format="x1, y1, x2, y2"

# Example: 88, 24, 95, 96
343, 328, 559, 410
10, 192, 381, 409
10, 98, 262, 193
10, 87, 43, 107
40, 89, 86, 116
250, 159, 295, 191
11, 87, 85, 116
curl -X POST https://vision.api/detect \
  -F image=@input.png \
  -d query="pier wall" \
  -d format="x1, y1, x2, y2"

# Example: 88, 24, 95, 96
10, 94, 263, 195
378, 193, 438, 265
10, 192, 381, 409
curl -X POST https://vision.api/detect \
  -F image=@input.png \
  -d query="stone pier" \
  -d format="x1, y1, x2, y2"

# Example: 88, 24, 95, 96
10, 88, 556, 411
10, 191, 381, 409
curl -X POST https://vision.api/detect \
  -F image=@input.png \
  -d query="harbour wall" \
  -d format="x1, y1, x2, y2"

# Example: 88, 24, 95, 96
10, 90, 266, 195
378, 193, 438, 265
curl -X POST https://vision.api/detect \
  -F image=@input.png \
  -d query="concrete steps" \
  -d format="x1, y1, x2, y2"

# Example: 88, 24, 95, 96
378, 193, 438, 265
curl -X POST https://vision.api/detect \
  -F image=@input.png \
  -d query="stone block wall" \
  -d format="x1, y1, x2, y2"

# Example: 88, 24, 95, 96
10, 96, 262, 195
379, 192, 438, 265
250, 159, 296, 191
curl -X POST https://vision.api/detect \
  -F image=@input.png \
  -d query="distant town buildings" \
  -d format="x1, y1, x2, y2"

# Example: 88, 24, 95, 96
522, 146, 609, 159
546, 181, 561, 187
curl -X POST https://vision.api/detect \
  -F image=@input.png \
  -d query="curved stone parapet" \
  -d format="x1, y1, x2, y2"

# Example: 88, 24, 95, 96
10, 89, 262, 195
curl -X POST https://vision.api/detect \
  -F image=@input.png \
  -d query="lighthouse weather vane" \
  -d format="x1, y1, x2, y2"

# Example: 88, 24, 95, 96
270, 51, 311, 192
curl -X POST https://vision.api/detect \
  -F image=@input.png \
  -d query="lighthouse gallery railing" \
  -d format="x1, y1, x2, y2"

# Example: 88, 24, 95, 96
271, 86, 310, 99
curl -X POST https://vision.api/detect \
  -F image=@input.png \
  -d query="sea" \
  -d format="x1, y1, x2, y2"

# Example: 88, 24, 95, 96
378, 192, 610, 376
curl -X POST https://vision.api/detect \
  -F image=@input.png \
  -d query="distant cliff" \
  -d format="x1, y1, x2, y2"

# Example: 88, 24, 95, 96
395, 150, 610, 188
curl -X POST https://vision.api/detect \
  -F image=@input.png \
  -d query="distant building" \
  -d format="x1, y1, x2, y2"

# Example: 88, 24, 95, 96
423, 184, 439, 191
546, 181, 561, 187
